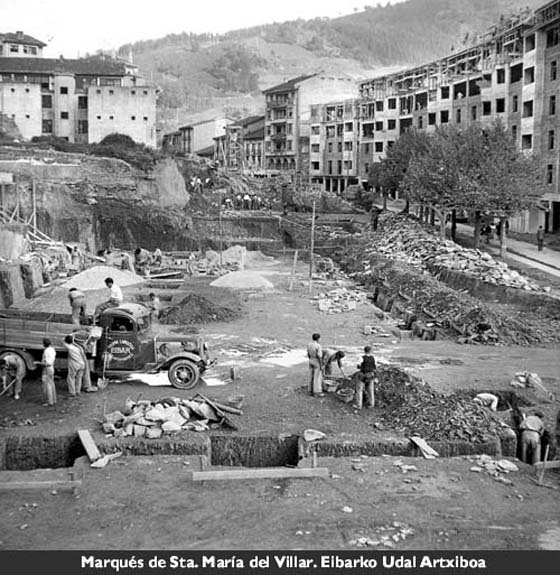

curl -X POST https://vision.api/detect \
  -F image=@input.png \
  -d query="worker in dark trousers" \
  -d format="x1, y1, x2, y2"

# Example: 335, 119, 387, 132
353, 346, 377, 410
520, 411, 545, 465
307, 333, 323, 397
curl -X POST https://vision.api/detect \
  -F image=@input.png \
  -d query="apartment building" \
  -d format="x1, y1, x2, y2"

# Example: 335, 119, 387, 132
0, 31, 45, 58
309, 99, 360, 194
0, 31, 158, 146
263, 73, 358, 180
357, 0, 560, 233
214, 115, 264, 172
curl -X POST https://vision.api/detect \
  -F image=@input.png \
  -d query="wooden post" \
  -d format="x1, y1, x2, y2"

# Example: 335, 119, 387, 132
308, 200, 316, 294
32, 180, 37, 234
499, 216, 507, 257
289, 249, 298, 291
219, 206, 223, 266
15, 178, 20, 221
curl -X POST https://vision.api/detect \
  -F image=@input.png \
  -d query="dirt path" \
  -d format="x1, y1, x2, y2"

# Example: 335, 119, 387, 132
1, 255, 559, 550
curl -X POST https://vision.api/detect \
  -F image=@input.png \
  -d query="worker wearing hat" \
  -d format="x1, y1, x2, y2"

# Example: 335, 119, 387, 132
519, 410, 545, 465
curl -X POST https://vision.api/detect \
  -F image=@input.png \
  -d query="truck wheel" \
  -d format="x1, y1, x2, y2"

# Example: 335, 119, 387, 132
168, 359, 200, 390
0, 350, 27, 379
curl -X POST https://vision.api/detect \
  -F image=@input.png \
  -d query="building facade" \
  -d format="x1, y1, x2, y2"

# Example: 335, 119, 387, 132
0, 31, 45, 58
357, 0, 560, 232
0, 32, 158, 147
214, 115, 265, 172
262, 73, 358, 182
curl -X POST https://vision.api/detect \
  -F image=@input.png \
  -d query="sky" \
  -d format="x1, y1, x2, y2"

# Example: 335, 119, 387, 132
0, 0, 406, 58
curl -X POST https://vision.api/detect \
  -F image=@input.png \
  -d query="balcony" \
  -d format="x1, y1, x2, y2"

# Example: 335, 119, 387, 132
271, 133, 287, 141
268, 100, 293, 109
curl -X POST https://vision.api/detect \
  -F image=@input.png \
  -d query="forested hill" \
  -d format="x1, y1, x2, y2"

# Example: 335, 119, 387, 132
118, 0, 544, 125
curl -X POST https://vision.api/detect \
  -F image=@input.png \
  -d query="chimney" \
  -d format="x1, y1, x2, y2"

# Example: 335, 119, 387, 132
16, 31, 24, 40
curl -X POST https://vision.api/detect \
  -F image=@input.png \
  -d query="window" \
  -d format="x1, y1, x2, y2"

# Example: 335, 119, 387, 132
109, 89, 114, 95
524, 67, 535, 84
547, 164, 554, 185
23, 45, 37, 55
25, 88, 29, 93
482, 101, 492, 115
25, 114, 30, 119
96, 89, 101, 94
525, 34, 535, 51
375, 142, 383, 153
375, 121, 383, 131
96, 115, 101, 120
143, 90, 148, 95
521, 134, 533, 150
376, 101, 384, 112
440, 110, 449, 123
109, 316, 134, 332
42, 119, 52, 133
496, 98, 505, 113
337, 160, 342, 174
109, 115, 114, 120
328, 161, 333, 175
344, 122, 353, 132
311, 144, 320, 152
311, 126, 320, 135
10, 44, 19, 53
60, 86, 68, 95
41, 94, 52, 108
143, 116, 148, 121
456, 109, 462, 123
388, 119, 396, 130
441, 86, 450, 99
78, 96, 88, 109
344, 141, 353, 151
547, 27, 560, 48
10, 88, 14, 93
388, 98, 396, 110
497, 69, 505, 84
549, 130, 555, 150
550, 95, 557, 115
523, 100, 534, 118
512, 125, 517, 141
78, 120, 88, 134
428, 113, 436, 125
387, 141, 395, 149
512, 95, 519, 113
343, 160, 353, 171
311, 161, 320, 170
131, 90, 136, 95
365, 162, 370, 174
337, 142, 342, 153
328, 142, 333, 153
418, 116, 423, 129
131, 115, 136, 121
510, 64, 523, 83
471, 105, 477, 121
552, 61, 558, 81
60, 111, 69, 120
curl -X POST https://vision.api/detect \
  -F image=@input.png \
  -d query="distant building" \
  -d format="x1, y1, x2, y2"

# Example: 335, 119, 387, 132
0, 31, 46, 58
214, 115, 265, 172
262, 73, 358, 181
357, 0, 560, 233
180, 117, 233, 155
0, 31, 158, 147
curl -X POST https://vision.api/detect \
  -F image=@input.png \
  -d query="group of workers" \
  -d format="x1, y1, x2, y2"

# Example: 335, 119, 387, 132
223, 193, 270, 211
307, 333, 377, 410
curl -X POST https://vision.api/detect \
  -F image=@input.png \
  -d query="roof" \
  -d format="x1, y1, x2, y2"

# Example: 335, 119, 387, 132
196, 144, 215, 157
233, 115, 264, 128
0, 56, 129, 76
263, 73, 317, 95
0, 32, 46, 48
244, 126, 264, 140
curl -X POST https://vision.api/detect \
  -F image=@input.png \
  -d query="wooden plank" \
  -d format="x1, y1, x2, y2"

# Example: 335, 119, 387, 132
533, 460, 560, 470
410, 436, 439, 458
0, 479, 82, 491
190, 467, 329, 482
78, 429, 102, 462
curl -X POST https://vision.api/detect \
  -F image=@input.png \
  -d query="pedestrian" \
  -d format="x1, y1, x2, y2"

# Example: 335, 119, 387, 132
37, 338, 56, 406
134, 247, 152, 276
186, 252, 197, 276
0, 353, 26, 400
235, 194, 243, 209
473, 392, 499, 412
307, 333, 324, 397
353, 345, 377, 410
148, 292, 161, 321
153, 247, 163, 266
68, 246, 83, 276
93, 277, 123, 321
537, 225, 545, 251
68, 287, 87, 327
520, 410, 545, 465
63, 334, 85, 397
322, 349, 346, 378
243, 192, 251, 210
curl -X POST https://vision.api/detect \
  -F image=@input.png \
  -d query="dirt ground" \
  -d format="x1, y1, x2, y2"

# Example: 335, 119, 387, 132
1, 255, 559, 550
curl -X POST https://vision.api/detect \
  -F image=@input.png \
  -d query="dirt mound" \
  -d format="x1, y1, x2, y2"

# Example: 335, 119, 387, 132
375, 366, 503, 443
64, 265, 145, 290
159, 292, 241, 325
210, 270, 274, 290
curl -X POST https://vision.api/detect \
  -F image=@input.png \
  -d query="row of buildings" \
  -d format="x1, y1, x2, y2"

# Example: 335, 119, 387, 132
166, 0, 560, 233
0, 31, 158, 147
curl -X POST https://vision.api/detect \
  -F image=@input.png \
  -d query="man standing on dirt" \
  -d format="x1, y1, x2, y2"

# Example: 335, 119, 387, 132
520, 410, 545, 465
37, 338, 56, 406
68, 287, 87, 327
307, 333, 324, 397
134, 248, 152, 276
0, 354, 26, 400
63, 334, 85, 396
353, 346, 377, 410
536, 225, 545, 251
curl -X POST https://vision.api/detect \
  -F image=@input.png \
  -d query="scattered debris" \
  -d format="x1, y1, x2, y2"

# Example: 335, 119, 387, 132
159, 292, 242, 325
467, 454, 519, 480
349, 522, 415, 548
314, 287, 368, 314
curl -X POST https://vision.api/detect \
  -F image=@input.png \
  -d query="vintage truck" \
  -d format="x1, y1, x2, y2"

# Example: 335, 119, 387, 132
0, 303, 212, 389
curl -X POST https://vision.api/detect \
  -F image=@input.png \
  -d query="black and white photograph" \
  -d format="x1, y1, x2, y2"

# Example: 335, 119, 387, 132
0, 0, 559, 570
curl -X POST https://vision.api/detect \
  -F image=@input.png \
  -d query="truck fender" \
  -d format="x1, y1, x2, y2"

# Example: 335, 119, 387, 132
0, 348, 38, 372
155, 351, 205, 372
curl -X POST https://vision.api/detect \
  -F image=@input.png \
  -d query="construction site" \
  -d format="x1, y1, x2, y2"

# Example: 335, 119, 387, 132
0, 143, 560, 551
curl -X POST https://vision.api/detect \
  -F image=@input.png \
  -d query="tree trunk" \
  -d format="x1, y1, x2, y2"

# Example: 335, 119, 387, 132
404, 200, 410, 214
499, 216, 507, 257
474, 211, 481, 248
451, 209, 457, 241
382, 192, 387, 211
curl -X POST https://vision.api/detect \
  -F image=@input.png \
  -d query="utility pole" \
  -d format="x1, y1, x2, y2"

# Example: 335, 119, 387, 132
219, 205, 223, 267
308, 200, 316, 294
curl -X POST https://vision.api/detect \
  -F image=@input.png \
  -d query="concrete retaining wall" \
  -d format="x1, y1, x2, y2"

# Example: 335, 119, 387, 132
0, 224, 27, 260
0, 263, 26, 307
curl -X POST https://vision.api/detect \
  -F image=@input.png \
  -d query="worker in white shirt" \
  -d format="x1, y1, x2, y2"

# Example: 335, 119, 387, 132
36, 338, 57, 406
473, 392, 499, 412
94, 277, 124, 322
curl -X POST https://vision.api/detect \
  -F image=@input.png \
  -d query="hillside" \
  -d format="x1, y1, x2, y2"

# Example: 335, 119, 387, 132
119, 0, 545, 130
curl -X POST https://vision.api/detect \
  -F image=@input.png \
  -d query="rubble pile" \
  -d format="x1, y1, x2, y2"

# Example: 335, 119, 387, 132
313, 287, 368, 313
373, 366, 503, 442
369, 213, 541, 291
159, 292, 241, 325
468, 454, 519, 485
348, 522, 415, 548
101, 394, 241, 438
